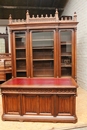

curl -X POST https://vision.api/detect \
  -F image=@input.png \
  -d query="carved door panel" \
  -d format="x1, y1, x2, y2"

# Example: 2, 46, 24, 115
22, 94, 38, 115
39, 95, 54, 116
56, 95, 75, 116
22, 94, 54, 116
3, 94, 21, 115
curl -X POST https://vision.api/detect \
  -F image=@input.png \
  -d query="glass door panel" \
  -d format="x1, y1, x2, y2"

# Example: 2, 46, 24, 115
60, 30, 72, 76
15, 32, 27, 77
32, 31, 54, 77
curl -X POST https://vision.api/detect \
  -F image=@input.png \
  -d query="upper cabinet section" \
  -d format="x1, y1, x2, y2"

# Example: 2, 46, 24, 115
8, 10, 78, 79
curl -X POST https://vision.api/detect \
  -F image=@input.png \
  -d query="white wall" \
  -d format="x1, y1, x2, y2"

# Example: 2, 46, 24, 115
62, 0, 87, 90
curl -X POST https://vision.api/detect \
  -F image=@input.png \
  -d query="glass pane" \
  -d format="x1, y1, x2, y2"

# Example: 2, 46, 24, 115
32, 31, 54, 47
32, 31, 54, 77
16, 49, 26, 58
16, 60, 26, 70
32, 31, 54, 40
33, 61, 54, 77
15, 32, 25, 48
61, 56, 72, 65
33, 49, 54, 59
61, 45, 71, 54
16, 72, 26, 77
60, 30, 72, 43
60, 30, 72, 76
61, 67, 72, 76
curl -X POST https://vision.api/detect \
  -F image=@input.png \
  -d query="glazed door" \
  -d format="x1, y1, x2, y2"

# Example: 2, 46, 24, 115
59, 29, 75, 77
12, 31, 28, 77
30, 30, 56, 77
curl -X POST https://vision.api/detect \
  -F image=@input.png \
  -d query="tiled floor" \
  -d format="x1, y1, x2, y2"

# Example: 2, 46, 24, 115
0, 87, 87, 130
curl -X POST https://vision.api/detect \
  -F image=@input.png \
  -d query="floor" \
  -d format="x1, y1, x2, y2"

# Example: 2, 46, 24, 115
0, 86, 87, 130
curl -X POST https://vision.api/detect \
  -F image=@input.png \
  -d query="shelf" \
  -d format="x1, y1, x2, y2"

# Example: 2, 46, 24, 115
33, 59, 54, 61
32, 39, 53, 41
33, 68, 54, 77
16, 58, 26, 60
16, 70, 26, 72
33, 46, 54, 49
16, 47, 26, 50
15, 36, 25, 38
61, 53, 71, 56
61, 64, 72, 67
61, 42, 71, 45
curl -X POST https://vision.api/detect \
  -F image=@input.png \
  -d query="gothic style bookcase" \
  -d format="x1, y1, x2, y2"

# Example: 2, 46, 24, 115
0, 10, 78, 123
8, 9, 78, 79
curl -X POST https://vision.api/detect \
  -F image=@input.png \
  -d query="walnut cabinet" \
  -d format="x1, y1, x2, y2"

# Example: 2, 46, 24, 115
0, 10, 78, 123
9, 10, 78, 79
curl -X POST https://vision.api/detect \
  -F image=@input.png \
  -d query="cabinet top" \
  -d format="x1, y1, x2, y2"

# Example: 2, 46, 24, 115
0, 77, 78, 88
8, 9, 78, 25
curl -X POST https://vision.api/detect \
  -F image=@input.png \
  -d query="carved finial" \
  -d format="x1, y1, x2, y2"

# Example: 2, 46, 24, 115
32, 15, 35, 18
37, 15, 39, 18
22, 19, 24, 22
14, 19, 17, 22
45, 14, 48, 18
26, 10, 30, 22
18, 19, 20, 22
9, 14, 12, 24
55, 9, 59, 21
65, 17, 67, 20
50, 14, 52, 18
41, 14, 43, 18
74, 12, 77, 21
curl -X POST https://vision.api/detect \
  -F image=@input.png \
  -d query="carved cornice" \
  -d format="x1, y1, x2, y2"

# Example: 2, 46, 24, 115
1, 88, 76, 95
9, 9, 77, 25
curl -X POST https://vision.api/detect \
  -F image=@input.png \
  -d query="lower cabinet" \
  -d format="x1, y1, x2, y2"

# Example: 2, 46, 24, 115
2, 89, 77, 123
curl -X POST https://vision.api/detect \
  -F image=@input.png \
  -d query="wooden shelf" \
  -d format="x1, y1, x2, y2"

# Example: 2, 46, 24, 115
16, 47, 26, 49
16, 70, 26, 72
61, 64, 72, 67
61, 53, 71, 56
33, 46, 54, 49
33, 59, 54, 61
61, 42, 71, 45
16, 58, 26, 60
32, 39, 53, 41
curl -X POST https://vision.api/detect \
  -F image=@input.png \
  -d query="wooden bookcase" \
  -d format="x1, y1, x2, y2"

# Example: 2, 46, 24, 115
0, 10, 78, 123
9, 10, 78, 79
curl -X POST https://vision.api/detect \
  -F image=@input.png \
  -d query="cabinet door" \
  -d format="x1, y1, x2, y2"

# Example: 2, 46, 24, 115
3, 94, 21, 115
59, 30, 74, 77
30, 30, 56, 77
13, 31, 27, 77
